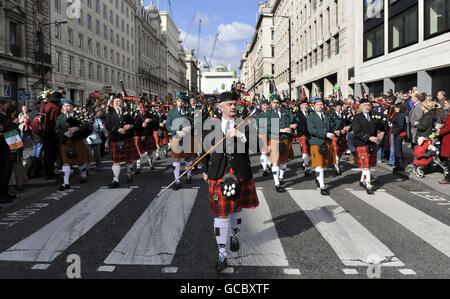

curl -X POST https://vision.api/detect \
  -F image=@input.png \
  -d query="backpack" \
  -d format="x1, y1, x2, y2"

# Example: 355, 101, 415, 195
32, 106, 53, 136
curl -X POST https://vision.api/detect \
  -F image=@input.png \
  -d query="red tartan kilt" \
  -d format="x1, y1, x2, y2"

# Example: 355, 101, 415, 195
134, 135, 157, 153
332, 137, 348, 156
153, 129, 170, 145
356, 146, 377, 168
208, 169, 259, 217
298, 135, 310, 154
111, 138, 140, 163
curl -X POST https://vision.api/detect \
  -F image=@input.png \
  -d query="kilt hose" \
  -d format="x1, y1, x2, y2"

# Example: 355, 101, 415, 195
171, 136, 197, 159
208, 168, 259, 217
298, 135, 310, 154
153, 129, 170, 145
60, 138, 92, 165
356, 146, 377, 168
111, 138, 140, 163
332, 136, 348, 156
268, 138, 295, 164
310, 140, 336, 168
134, 135, 157, 153
258, 133, 269, 153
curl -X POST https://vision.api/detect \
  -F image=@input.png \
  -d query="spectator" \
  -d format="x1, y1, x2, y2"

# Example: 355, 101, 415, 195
436, 98, 450, 184
18, 106, 34, 147
390, 103, 407, 173
409, 93, 424, 148
415, 99, 434, 139
8, 105, 28, 194
0, 97, 16, 203
86, 109, 106, 174
435, 91, 448, 123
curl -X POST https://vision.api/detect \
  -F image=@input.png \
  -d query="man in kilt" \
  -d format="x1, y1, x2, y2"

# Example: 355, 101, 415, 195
201, 91, 259, 272
294, 99, 312, 176
55, 99, 92, 191
105, 98, 140, 188
165, 92, 196, 190
307, 97, 337, 195
134, 106, 159, 174
352, 98, 384, 194
255, 98, 272, 177
266, 95, 296, 192
153, 106, 170, 160
330, 101, 351, 175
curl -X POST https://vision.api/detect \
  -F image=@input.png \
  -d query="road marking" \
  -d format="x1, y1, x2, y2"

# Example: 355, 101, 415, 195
162, 267, 178, 273
350, 190, 450, 259
31, 264, 51, 270
97, 265, 116, 272
288, 190, 403, 267
283, 268, 301, 275
399, 269, 416, 275
342, 269, 359, 275
220, 267, 234, 274
228, 190, 289, 267
103, 189, 197, 265
0, 189, 131, 263
256, 187, 264, 190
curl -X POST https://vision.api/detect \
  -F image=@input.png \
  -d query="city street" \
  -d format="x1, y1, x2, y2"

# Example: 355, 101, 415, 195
0, 144, 449, 279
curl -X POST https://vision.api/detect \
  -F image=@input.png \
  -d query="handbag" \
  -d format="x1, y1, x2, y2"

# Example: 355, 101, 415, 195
220, 173, 242, 200
66, 146, 77, 159
278, 139, 287, 154
319, 142, 329, 156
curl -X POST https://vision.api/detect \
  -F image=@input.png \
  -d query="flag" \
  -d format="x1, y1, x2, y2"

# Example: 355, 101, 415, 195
221, 83, 226, 90
3, 130, 24, 151
67, 0, 81, 19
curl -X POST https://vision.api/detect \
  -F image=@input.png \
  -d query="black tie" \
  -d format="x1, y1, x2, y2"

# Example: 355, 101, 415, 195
320, 113, 325, 123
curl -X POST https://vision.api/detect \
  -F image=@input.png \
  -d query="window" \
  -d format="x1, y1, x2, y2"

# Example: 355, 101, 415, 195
57, 52, 62, 72
110, 10, 113, 24
88, 38, 92, 53
78, 34, 83, 49
96, 42, 100, 56
87, 0, 91, 8
95, 0, 99, 13
69, 56, 74, 75
335, 34, 340, 55
79, 60, 84, 78
271, 46, 275, 57
103, 4, 107, 19
87, 15, 92, 31
425, 0, 450, 39
78, 10, 83, 25
104, 25, 108, 39
364, 24, 384, 61
110, 29, 114, 43
389, 3, 418, 52
54, 0, 60, 12
96, 20, 100, 35
55, 23, 61, 40
67, 28, 73, 46
104, 46, 108, 60
97, 65, 101, 82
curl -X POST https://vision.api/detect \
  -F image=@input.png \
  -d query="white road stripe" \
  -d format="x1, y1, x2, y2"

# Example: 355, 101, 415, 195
228, 190, 289, 267
350, 190, 450, 259
0, 189, 131, 262
288, 190, 403, 267
103, 189, 197, 265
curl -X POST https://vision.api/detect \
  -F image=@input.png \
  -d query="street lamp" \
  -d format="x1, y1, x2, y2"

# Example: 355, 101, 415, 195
262, 14, 292, 99
39, 20, 68, 90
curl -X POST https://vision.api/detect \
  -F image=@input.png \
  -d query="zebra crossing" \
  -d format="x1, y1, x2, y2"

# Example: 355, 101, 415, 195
0, 181, 449, 278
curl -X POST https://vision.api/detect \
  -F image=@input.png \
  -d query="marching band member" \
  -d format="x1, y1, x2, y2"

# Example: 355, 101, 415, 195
165, 92, 196, 190
294, 99, 312, 176
201, 91, 259, 272
267, 94, 296, 193
55, 99, 92, 191
135, 106, 159, 174
106, 98, 140, 188
255, 98, 272, 176
352, 98, 385, 195
307, 97, 337, 196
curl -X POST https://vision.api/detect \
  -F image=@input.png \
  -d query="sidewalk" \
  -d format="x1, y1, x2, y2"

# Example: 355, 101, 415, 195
376, 143, 448, 195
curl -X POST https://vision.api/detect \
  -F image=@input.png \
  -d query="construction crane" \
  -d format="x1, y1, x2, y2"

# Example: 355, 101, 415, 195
196, 19, 202, 61
204, 33, 219, 71
184, 12, 197, 45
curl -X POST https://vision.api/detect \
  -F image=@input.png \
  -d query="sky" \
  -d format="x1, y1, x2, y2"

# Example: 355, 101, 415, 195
142, 0, 260, 74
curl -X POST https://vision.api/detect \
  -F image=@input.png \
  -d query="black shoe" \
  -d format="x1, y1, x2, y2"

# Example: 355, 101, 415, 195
315, 180, 320, 188
320, 188, 329, 196
334, 168, 342, 176
215, 258, 228, 273
186, 176, 192, 184
150, 166, 155, 170
305, 169, 311, 177
279, 178, 285, 185
135, 169, 141, 175
173, 182, 181, 191
109, 181, 120, 189
275, 185, 286, 193
80, 178, 88, 185
263, 170, 269, 177
58, 184, 70, 191
126, 176, 132, 184
366, 185, 374, 195
230, 234, 240, 252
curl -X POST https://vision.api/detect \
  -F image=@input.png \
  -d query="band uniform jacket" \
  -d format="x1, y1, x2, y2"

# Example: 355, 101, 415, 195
201, 118, 253, 182
294, 110, 310, 138
352, 113, 382, 147
307, 112, 334, 146
105, 109, 136, 142
165, 107, 193, 137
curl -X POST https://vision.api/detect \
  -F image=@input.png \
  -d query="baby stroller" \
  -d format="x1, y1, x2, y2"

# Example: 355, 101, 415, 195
413, 137, 449, 179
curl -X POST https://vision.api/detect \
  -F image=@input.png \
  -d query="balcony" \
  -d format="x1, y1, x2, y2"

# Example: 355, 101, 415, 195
10, 45, 21, 57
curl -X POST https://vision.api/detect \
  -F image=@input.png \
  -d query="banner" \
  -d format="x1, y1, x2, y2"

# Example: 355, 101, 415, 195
66, 0, 81, 19
3, 129, 24, 151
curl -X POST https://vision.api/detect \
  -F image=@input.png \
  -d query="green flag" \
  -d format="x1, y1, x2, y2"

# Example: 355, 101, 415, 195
221, 83, 226, 90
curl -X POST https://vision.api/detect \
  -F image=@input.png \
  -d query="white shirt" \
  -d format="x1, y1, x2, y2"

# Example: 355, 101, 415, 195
222, 117, 247, 143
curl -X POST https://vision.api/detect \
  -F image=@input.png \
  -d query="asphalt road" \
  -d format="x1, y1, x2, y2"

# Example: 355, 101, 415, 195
0, 144, 449, 279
